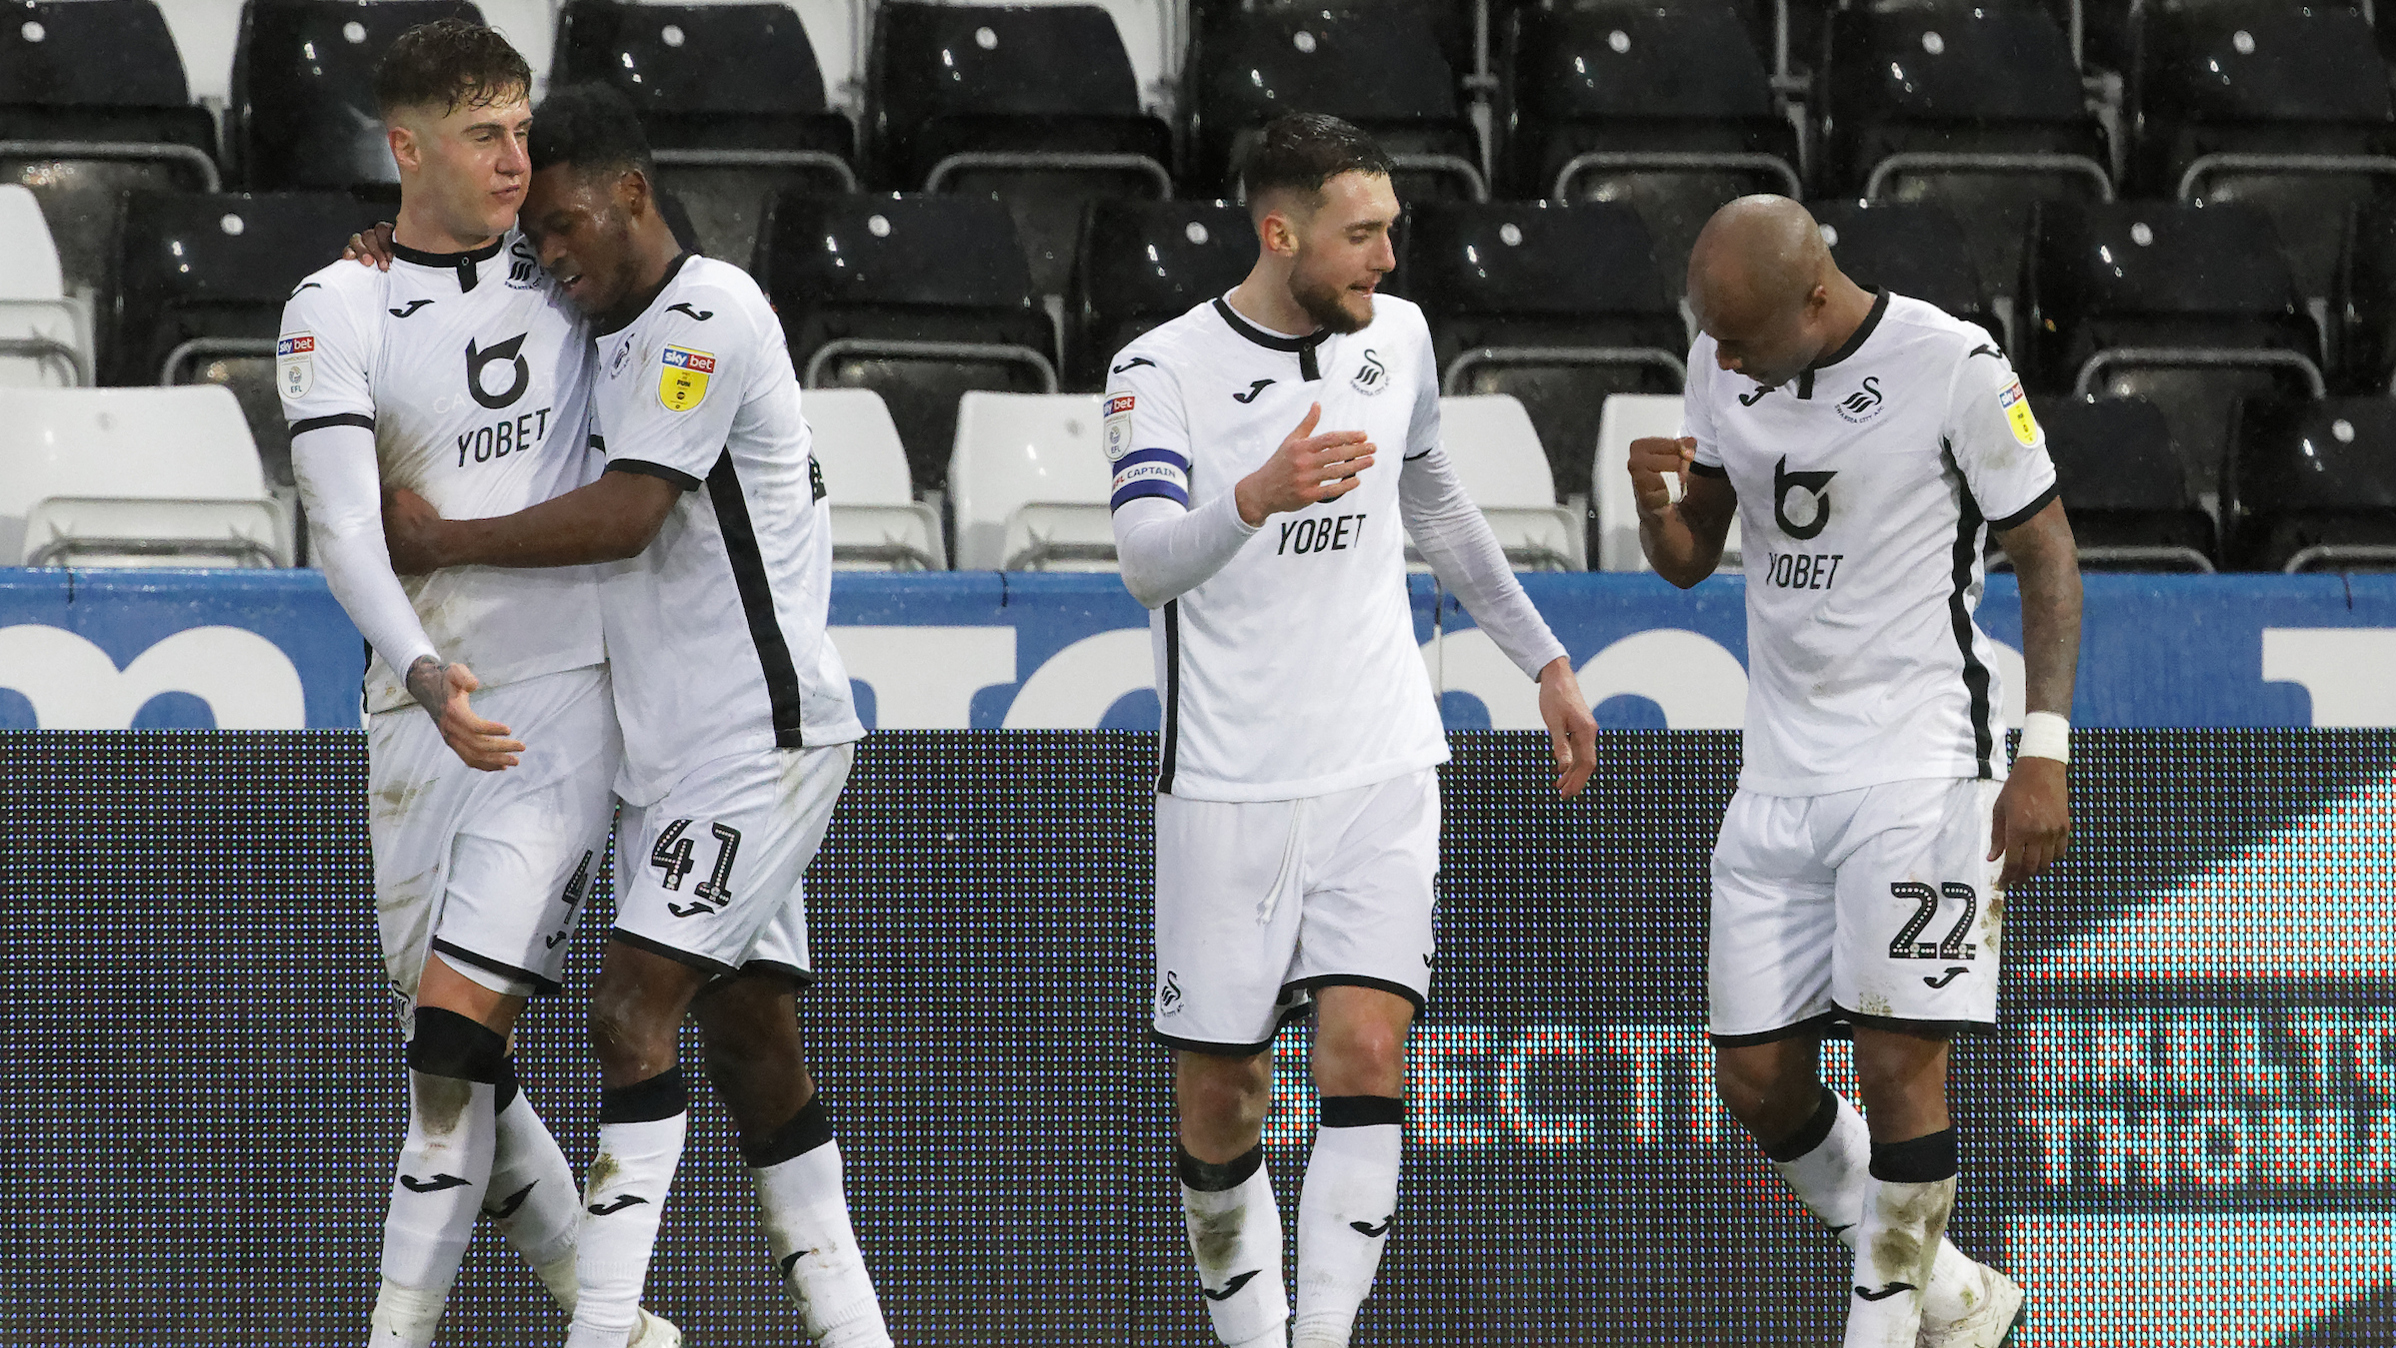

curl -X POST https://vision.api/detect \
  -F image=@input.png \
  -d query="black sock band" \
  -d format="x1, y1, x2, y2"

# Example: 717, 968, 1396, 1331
744, 1093, 836, 1169
1870, 1128, 1959, 1183
1760, 1087, 1840, 1163
1176, 1143, 1264, 1192
494, 1056, 521, 1113
1320, 1095, 1405, 1128
600, 1067, 689, 1124
407, 1007, 506, 1083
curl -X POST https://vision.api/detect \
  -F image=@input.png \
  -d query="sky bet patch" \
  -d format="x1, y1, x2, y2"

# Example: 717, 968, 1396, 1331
1103, 392, 1135, 461
659, 344, 715, 412
275, 332, 314, 399
2000, 377, 2040, 447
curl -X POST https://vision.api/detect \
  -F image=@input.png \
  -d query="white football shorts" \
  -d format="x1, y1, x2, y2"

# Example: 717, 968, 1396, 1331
367, 665, 619, 1014
611, 741, 854, 984
1151, 768, 1439, 1055
1709, 777, 2006, 1042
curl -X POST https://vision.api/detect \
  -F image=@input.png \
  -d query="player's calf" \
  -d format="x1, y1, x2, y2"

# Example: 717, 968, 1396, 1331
374, 1007, 506, 1348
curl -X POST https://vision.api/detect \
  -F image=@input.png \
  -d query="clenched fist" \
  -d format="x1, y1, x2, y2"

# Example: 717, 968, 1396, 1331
1626, 435, 1698, 520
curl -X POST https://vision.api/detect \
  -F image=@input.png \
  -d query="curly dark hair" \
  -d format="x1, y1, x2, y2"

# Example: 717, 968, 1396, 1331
1237, 113, 1394, 205
528, 82, 654, 178
372, 18, 532, 118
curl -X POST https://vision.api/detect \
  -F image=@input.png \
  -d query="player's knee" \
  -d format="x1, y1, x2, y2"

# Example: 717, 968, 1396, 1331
588, 982, 673, 1070
1315, 1023, 1405, 1096
1714, 1049, 1808, 1129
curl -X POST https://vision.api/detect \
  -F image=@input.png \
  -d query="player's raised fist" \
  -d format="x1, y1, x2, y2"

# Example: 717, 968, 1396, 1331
1235, 402, 1377, 527
1626, 435, 1697, 519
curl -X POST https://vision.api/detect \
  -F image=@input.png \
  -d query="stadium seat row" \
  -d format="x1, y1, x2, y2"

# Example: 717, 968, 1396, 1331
1, 381, 2386, 579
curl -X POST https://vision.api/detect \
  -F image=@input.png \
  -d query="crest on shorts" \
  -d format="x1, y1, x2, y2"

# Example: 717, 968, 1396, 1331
1999, 378, 2040, 447
658, 344, 715, 412
276, 332, 314, 399
1103, 392, 1136, 461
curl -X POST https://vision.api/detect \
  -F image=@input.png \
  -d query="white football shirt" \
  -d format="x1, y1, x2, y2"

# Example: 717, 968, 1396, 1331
1104, 294, 1449, 801
590, 254, 863, 807
279, 231, 604, 713
1685, 290, 2060, 796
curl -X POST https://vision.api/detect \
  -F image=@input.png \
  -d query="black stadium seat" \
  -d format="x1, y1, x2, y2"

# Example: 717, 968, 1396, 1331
1191, 3, 1485, 202
1069, 198, 1255, 389
1820, 0, 2110, 311
232, 0, 482, 194
2023, 199, 2324, 499
107, 190, 390, 487
1807, 198, 2000, 347
552, 0, 857, 272
0, 0, 221, 297
2225, 395, 2396, 572
1505, 0, 1799, 273
2027, 394, 2217, 572
870, 2, 1172, 298
2336, 202, 2396, 392
1398, 199, 1685, 495
2136, 0, 2396, 298
754, 192, 1057, 491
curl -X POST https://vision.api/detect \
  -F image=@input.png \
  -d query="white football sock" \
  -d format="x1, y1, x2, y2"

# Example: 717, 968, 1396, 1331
371, 1070, 496, 1348
1181, 1146, 1288, 1347
486, 1064, 583, 1311
1768, 1091, 1985, 1324
565, 1071, 689, 1348
1841, 1130, 1959, 1348
1292, 1098, 1402, 1348
754, 1132, 892, 1348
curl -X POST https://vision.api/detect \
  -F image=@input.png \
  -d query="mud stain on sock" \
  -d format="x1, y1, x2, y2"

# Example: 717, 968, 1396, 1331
1189, 1198, 1251, 1268
415, 1071, 475, 1135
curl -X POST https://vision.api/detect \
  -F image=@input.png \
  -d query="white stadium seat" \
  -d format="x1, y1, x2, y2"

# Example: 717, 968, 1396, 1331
806, 386, 946, 569
948, 391, 1115, 571
0, 386, 287, 569
152, 0, 237, 109
475, 0, 560, 92
1430, 394, 1584, 570
0, 185, 90, 388
1594, 392, 1742, 573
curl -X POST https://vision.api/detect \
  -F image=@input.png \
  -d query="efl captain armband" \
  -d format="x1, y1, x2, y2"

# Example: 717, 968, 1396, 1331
2017, 711, 2070, 765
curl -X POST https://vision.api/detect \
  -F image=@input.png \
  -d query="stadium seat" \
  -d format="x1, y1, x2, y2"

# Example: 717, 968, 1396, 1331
1068, 198, 1254, 388
2025, 394, 2216, 572
947, 390, 1114, 571
231, 0, 481, 194
2336, 202, 2396, 392
2224, 395, 2396, 572
869, 2, 1173, 297
1590, 391, 1741, 574
0, 385, 286, 568
805, 385, 948, 569
1190, 3, 1486, 202
0, 185, 89, 387
552, 1, 857, 271
154, 0, 242, 108
1808, 198, 2000, 348
1504, 0, 1800, 272
2137, 0, 2396, 299
0, 0, 221, 299
1819, 0, 2111, 311
2022, 199, 2324, 500
472, 0, 554, 88
755, 191, 1059, 492
107, 190, 390, 489
1427, 395, 1583, 570
1399, 199, 1687, 497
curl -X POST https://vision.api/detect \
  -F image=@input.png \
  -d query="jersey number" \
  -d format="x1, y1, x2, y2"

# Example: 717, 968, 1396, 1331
654, 819, 742, 918
1886, 882, 1979, 960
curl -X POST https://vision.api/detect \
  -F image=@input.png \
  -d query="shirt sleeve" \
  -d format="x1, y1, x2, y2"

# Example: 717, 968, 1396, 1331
597, 295, 747, 492
1102, 351, 1193, 513
1399, 446, 1569, 679
279, 277, 376, 434
1405, 321, 1441, 462
1945, 342, 2060, 530
1683, 337, 1726, 477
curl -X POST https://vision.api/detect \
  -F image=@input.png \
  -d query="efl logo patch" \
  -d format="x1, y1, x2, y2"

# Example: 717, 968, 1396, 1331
1999, 378, 2040, 447
658, 344, 715, 412
1103, 392, 1136, 461
276, 332, 314, 398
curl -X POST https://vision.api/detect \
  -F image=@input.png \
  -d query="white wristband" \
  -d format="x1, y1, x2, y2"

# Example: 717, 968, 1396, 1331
2017, 711, 2070, 765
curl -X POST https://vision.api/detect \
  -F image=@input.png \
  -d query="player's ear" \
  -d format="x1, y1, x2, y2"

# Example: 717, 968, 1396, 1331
385, 121, 420, 176
616, 166, 652, 218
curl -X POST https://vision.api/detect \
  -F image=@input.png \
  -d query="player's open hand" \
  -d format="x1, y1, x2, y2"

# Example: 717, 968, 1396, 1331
405, 657, 523, 772
1989, 757, 2069, 890
343, 222, 397, 270
1537, 657, 1598, 798
382, 487, 450, 575
1626, 436, 1697, 519
1234, 402, 1375, 527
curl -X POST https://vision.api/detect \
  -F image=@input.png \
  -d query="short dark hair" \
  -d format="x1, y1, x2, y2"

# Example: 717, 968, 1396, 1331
373, 19, 531, 118
1237, 113, 1394, 206
529, 82, 655, 178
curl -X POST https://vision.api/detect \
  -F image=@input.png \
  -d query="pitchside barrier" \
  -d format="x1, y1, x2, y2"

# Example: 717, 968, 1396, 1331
4, 729, 2391, 1345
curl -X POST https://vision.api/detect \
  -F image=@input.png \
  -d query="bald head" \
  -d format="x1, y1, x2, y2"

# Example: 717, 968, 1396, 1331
1686, 195, 1869, 390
